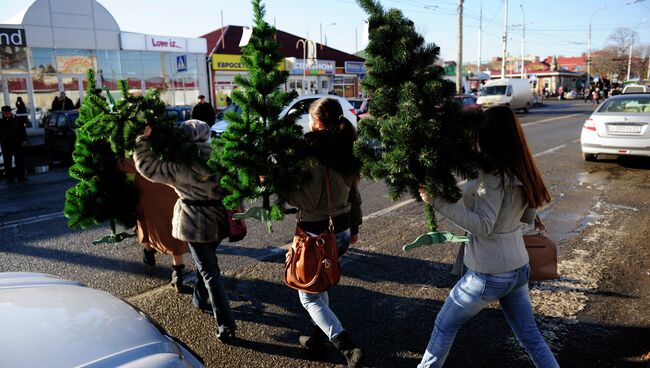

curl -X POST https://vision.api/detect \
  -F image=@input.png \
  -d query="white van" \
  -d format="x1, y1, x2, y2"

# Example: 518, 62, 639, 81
477, 78, 533, 113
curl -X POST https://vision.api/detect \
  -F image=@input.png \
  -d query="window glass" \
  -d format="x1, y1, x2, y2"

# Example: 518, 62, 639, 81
56, 114, 67, 128
55, 49, 96, 74
97, 50, 121, 89
121, 51, 142, 78
1, 45, 28, 72
30, 48, 56, 74
141, 52, 168, 78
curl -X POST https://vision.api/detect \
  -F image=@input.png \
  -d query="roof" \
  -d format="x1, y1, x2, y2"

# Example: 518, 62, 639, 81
201, 25, 364, 67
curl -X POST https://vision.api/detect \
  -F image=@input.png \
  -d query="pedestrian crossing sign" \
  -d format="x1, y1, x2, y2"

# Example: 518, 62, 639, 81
176, 55, 187, 72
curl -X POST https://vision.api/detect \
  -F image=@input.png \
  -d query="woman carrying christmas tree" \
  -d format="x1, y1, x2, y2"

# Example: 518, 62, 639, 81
417, 105, 558, 368
284, 98, 364, 368
116, 158, 189, 292
133, 119, 236, 343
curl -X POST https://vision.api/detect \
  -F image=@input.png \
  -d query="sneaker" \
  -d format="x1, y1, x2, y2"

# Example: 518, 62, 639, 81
216, 326, 236, 344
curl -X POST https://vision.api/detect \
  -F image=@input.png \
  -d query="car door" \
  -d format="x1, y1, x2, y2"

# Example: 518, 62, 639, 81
288, 98, 317, 132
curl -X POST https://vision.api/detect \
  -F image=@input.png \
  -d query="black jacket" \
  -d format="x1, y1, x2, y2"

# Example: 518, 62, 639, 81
191, 102, 216, 126
0, 114, 27, 150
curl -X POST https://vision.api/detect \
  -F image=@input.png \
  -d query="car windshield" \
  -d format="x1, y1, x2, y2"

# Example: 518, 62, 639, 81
69, 113, 79, 128
598, 98, 650, 113
216, 105, 241, 121
479, 85, 507, 96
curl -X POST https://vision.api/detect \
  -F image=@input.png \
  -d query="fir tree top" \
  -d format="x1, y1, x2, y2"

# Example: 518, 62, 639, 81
212, 0, 305, 228
356, 0, 480, 232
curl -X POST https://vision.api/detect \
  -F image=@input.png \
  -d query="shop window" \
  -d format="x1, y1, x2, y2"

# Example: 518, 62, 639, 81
121, 51, 142, 79
141, 52, 168, 79
29, 48, 56, 74
1, 45, 28, 72
55, 49, 96, 74
333, 75, 357, 98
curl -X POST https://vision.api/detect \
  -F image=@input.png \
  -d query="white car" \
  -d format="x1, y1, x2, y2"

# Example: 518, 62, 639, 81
0, 272, 204, 368
580, 94, 650, 161
211, 94, 357, 137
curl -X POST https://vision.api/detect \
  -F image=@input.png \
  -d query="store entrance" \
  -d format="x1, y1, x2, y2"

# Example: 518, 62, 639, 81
57, 74, 86, 108
1, 74, 40, 134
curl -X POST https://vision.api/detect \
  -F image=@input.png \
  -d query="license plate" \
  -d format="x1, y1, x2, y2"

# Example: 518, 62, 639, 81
608, 125, 642, 133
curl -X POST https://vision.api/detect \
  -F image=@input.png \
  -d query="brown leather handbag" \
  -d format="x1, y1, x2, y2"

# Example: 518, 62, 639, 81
523, 216, 559, 281
284, 168, 341, 294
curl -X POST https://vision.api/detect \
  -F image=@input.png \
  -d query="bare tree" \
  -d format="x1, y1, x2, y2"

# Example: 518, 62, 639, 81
606, 27, 638, 56
591, 46, 627, 80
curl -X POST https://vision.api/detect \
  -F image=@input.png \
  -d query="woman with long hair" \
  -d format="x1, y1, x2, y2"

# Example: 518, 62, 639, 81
417, 105, 559, 367
285, 97, 364, 367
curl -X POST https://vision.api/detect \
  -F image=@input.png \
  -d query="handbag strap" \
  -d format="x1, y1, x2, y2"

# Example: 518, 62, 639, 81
324, 167, 334, 232
534, 214, 547, 234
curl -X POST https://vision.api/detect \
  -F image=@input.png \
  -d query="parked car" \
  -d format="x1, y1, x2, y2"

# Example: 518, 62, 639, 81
621, 84, 649, 94
0, 272, 204, 368
43, 110, 79, 162
165, 105, 193, 124
454, 94, 482, 112
477, 78, 533, 113
211, 94, 358, 138
580, 94, 650, 161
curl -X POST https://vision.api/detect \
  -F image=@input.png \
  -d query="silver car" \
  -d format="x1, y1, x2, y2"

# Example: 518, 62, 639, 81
0, 273, 204, 368
580, 94, 650, 161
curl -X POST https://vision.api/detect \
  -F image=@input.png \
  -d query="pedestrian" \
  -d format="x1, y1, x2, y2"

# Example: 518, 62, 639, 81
133, 120, 236, 342
592, 88, 601, 105
417, 105, 559, 368
0, 105, 27, 183
191, 95, 216, 127
116, 158, 189, 292
284, 97, 364, 367
584, 87, 592, 103
15, 96, 29, 127
51, 91, 75, 111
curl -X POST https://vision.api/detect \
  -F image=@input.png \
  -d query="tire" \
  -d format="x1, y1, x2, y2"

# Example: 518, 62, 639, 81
583, 153, 597, 162
523, 103, 530, 114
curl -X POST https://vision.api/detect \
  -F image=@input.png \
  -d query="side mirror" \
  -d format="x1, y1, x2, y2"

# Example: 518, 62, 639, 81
507, 90, 512, 97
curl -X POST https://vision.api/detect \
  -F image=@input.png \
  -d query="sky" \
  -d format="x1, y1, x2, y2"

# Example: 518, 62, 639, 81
2, 0, 650, 64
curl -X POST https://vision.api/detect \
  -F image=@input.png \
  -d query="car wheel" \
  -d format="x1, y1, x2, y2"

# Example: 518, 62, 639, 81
583, 153, 597, 162
523, 103, 530, 114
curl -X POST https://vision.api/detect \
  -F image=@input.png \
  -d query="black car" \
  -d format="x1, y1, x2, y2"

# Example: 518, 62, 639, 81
165, 106, 193, 124
43, 110, 79, 162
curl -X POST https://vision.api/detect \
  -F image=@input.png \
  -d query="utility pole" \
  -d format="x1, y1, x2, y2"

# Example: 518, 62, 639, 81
588, 6, 606, 87
520, 4, 525, 79
355, 28, 358, 53
456, 0, 464, 94
477, 0, 482, 73
501, 0, 508, 78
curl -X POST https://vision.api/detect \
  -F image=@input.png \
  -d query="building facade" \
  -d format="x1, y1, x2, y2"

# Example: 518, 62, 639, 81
0, 0, 208, 136
202, 25, 365, 109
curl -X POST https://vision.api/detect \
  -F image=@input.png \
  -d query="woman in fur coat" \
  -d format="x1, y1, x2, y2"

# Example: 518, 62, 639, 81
133, 119, 236, 343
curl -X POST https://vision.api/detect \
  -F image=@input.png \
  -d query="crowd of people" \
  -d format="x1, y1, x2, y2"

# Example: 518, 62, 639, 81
4, 91, 560, 366
117, 96, 558, 367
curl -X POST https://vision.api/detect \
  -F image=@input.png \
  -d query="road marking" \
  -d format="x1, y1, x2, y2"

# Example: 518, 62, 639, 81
521, 113, 583, 127
534, 144, 567, 157
0, 212, 64, 230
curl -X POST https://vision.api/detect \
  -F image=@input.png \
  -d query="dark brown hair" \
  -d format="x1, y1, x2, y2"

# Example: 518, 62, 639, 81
309, 97, 357, 142
478, 105, 551, 208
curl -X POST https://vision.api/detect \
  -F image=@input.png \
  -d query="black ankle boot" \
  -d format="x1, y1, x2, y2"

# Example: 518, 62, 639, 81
299, 324, 328, 352
142, 248, 156, 267
170, 264, 185, 293
332, 331, 363, 368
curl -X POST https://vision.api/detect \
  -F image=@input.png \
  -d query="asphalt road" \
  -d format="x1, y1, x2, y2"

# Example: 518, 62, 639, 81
1, 100, 648, 367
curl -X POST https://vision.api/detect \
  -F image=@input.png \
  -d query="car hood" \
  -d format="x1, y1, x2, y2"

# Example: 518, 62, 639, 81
211, 119, 229, 134
0, 273, 196, 368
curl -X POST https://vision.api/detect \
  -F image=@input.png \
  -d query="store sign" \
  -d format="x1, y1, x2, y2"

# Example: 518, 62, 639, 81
176, 55, 187, 72
146, 35, 186, 52
0, 28, 26, 47
213, 54, 246, 71
344, 61, 365, 74
286, 58, 335, 75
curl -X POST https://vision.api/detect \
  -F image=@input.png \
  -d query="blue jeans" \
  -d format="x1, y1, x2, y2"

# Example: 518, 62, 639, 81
189, 241, 236, 334
298, 229, 351, 340
418, 264, 559, 368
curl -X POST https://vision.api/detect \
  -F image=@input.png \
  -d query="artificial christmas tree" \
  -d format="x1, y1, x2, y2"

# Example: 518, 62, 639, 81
211, 0, 305, 232
356, 0, 481, 250
64, 69, 197, 244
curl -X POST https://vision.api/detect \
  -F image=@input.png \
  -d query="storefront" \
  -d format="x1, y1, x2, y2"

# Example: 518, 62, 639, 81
203, 25, 365, 109
0, 0, 209, 136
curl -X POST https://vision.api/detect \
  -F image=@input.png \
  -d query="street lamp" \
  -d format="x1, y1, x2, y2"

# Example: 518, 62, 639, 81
296, 39, 317, 95
587, 5, 606, 86
626, 17, 647, 81
320, 22, 336, 46
520, 4, 525, 79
